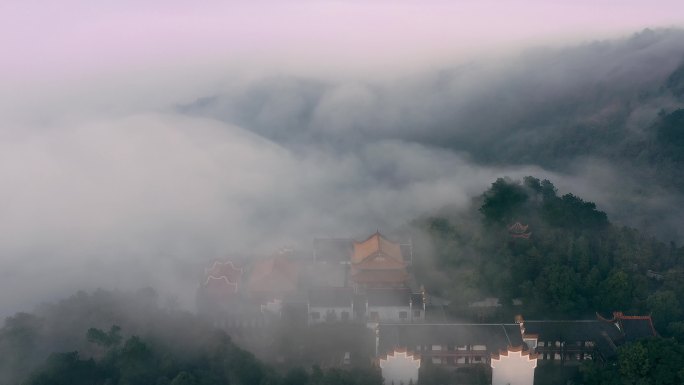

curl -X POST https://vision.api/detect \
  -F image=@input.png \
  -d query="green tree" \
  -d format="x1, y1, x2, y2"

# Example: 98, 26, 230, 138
116, 336, 157, 385
282, 367, 309, 385
647, 290, 683, 332
24, 352, 101, 385
618, 342, 649, 382
536, 265, 582, 315
0, 312, 44, 385
479, 178, 529, 225
596, 270, 633, 312
86, 325, 122, 348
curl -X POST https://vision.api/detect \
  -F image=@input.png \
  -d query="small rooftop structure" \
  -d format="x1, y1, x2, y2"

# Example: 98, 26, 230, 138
508, 222, 531, 239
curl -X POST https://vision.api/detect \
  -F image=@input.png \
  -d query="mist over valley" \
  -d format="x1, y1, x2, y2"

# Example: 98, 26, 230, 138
2, 4, 684, 383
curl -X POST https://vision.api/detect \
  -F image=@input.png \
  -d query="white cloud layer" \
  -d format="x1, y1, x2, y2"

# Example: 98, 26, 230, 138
2, 28, 684, 318
0, 109, 558, 316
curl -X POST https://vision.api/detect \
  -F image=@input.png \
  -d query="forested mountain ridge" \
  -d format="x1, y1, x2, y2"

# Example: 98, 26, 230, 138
179, 28, 684, 242
409, 176, 684, 383
411, 177, 684, 333
181, 29, 684, 165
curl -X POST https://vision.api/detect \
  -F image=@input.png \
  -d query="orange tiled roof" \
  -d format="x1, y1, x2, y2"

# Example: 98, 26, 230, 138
352, 232, 404, 266
248, 256, 300, 294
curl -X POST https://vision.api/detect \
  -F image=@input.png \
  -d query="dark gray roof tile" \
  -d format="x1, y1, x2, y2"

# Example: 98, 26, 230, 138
378, 323, 523, 355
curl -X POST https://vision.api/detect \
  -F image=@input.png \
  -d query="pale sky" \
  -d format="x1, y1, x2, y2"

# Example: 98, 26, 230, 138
2, 0, 684, 80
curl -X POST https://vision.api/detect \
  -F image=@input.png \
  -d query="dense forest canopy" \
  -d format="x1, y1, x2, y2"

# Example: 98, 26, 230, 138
408, 176, 684, 383
411, 177, 684, 327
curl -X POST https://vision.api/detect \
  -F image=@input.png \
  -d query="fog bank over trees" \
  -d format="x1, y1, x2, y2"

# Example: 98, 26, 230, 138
1, 28, 684, 319
181, 28, 684, 240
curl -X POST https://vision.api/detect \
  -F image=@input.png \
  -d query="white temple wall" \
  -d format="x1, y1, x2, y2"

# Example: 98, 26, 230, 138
379, 351, 420, 385
491, 350, 537, 385
368, 305, 411, 323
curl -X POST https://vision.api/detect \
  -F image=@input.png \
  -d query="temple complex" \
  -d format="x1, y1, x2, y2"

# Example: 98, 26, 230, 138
195, 231, 660, 385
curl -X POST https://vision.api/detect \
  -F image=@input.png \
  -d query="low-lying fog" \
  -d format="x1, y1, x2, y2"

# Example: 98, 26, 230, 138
2, 26, 684, 318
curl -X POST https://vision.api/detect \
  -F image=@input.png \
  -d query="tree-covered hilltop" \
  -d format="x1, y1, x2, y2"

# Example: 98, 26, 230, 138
411, 177, 684, 331
412, 176, 684, 384
0, 289, 381, 385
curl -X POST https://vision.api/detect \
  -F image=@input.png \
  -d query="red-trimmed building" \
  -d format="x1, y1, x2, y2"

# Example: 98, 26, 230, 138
598, 311, 658, 342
